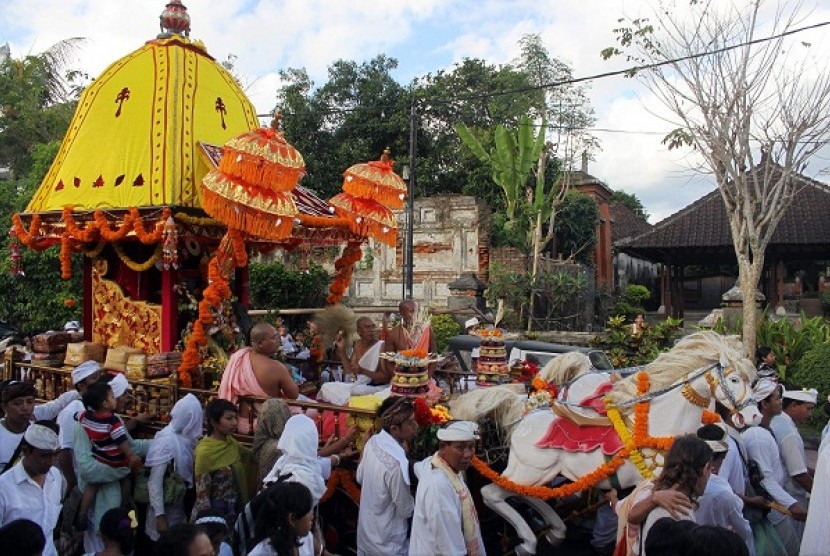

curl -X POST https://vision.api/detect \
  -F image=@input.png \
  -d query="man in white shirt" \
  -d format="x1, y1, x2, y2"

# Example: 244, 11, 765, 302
357, 397, 420, 556
770, 386, 816, 539
0, 381, 79, 471
409, 420, 485, 556
696, 424, 756, 555
801, 438, 830, 556
0, 422, 66, 556
743, 379, 807, 556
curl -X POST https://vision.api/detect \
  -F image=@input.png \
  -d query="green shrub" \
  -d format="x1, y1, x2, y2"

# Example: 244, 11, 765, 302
430, 313, 461, 352
790, 342, 830, 430
249, 262, 330, 311
756, 314, 830, 382
592, 315, 683, 367
611, 284, 651, 320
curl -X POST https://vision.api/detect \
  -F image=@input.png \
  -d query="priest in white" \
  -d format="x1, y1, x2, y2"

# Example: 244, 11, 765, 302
357, 397, 419, 556
409, 420, 485, 556
320, 319, 388, 406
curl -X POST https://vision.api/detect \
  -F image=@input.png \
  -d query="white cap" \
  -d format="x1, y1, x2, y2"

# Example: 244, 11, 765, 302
782, 387, 818, 405
109, 373, 131, 398
71, 360, 100, 385
64, 321, 81, 332
436, 420, 480, 442
753, 378, 780, 402
24, 424, 59, 451
465, 317, 479, 330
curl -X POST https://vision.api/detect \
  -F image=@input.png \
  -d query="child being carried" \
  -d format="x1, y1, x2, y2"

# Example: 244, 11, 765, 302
76, 381, 142, 529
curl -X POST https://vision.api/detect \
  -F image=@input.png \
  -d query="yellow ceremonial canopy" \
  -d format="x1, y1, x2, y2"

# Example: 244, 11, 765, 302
26, 35, 258, 212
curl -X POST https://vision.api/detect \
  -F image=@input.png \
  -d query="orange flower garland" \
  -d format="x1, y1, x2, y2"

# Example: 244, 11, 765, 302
60, 232, 73, 279
701, 410, 721, 425
472, 370, 678, 500
12, 213, 51, 251
320, 468, 361, 503
326, 241, 363, 304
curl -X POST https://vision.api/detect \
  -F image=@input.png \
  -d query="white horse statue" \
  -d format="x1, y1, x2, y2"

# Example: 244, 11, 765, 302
450, 331, 761, 555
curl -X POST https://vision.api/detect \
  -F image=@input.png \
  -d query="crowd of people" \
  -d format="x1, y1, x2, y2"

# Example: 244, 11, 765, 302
1, 307, 829, 556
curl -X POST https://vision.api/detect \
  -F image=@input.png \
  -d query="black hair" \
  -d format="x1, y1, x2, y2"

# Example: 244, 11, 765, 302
0, 519, 46, 556
756, 346, 773, 365
99, 507, 136, 554
643, 517, 698, 556
682, 524, 749, 556
1, 380, 37, 405
654, 435, 712, 500
205, 398, 238, 435
697, 424, 728, 462
82, 381, 113, 411
194, 508, 229, 542
156, 523, 209, 556
377, 396, 415, 432
252, 481, 314, 556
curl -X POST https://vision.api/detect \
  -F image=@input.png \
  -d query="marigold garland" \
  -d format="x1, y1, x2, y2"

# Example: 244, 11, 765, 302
172, 212, 224, 227
320, 468, 361, 504
12, 214, 51, 251
94, 210, 134, 242
112, 242, 163, 272
60, 233, 73, 279
701, 409, 722, 425
326, 241, 362, 304
472, 370, 681, 499
79, 241, 107, 258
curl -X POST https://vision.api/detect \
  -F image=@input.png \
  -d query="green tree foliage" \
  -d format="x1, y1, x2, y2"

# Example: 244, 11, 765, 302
553, 190, 598, 265
248, 262, 330, 311
0, 43, 84, 333
755, 314, 830, 383
611, 190, 649, 221
276, 55, 409, 199
790, 342, 830, 430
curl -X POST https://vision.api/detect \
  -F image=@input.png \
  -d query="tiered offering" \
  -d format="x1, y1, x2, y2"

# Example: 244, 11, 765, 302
476, 328, 510, 387
381, 349, 441, 397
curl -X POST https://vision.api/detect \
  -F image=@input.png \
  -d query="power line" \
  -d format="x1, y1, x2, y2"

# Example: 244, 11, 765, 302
255, 19, 830, 120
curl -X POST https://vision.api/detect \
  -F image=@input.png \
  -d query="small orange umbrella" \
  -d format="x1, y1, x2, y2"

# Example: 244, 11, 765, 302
341, 148, 407, 210
201, 115, 304, 240
329, 193, 397, 246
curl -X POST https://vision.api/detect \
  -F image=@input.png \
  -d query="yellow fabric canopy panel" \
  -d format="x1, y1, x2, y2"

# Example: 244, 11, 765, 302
27, 36, 259, 213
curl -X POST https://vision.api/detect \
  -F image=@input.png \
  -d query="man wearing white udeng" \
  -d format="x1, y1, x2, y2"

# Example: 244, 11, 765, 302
409, 420, 485, 556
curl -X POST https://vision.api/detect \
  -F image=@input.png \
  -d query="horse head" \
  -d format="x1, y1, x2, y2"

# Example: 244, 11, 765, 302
679, 333, 761, 427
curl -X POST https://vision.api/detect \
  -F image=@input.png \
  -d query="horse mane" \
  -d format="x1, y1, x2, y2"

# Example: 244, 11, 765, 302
538, 352, 593, 385
449, 386, 526, 432
605, 331, 756, 410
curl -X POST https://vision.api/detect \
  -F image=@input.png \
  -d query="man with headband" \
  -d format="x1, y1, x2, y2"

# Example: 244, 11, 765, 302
743, 378, 806, 555
409, 420, 484, 556
771, 386, 817, 541
0, 380, 80, 472
696, 424, 756, 555
56, 361, 102, 490
0, 421, 65, 556
357, 396, 420, 556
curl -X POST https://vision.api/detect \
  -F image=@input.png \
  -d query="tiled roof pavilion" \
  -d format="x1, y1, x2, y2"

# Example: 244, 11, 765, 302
617, 167, 830, 265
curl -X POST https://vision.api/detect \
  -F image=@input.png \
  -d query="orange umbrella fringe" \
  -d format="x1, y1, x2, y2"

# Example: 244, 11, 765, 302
218, 150, 304, 193
202, 187, 295, 241
342, 178, 405, 209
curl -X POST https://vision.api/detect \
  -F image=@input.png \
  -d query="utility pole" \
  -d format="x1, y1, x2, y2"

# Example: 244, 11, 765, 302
405, 102, 417, 300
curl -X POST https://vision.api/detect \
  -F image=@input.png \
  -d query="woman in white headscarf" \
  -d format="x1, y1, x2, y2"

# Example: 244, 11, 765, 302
262, 414, 328, 506
144, 394, 203, 541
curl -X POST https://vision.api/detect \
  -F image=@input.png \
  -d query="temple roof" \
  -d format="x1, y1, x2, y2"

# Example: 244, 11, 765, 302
26, 35, 259, 213
618, 166, 830, 262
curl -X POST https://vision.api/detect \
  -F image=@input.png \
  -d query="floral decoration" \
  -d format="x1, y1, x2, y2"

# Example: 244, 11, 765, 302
320, 468, 361, 504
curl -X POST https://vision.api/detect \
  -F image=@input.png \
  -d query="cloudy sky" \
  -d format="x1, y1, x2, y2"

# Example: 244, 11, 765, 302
2, 0, 829, 222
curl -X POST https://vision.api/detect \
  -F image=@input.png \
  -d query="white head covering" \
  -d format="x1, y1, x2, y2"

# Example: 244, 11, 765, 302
109, 373, 131, 398
465, 317, 480, 330
64, 321, 81, 332
782, 387, 818, 404
24, 423, 59, 451
437, 420, 480, 441
753, 378, 780, 402
263, 414, 327, 505
144, 394, 203, 486
72, 360, 100, 385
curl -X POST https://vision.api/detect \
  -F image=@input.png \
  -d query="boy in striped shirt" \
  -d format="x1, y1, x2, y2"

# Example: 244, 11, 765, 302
76, 381, 141, 529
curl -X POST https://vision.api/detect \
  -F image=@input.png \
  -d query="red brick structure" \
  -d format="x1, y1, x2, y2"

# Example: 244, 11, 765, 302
570, 158, 614, 287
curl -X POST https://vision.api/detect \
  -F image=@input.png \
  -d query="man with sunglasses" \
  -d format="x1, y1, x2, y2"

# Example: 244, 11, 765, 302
357, 396, 420, 556
409, 420, 485, 556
